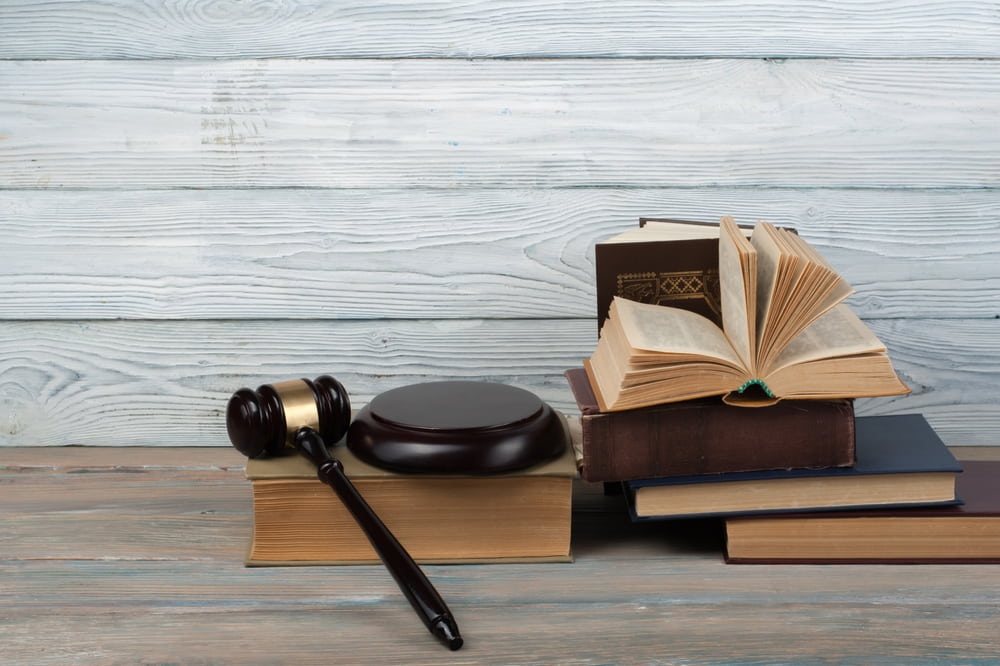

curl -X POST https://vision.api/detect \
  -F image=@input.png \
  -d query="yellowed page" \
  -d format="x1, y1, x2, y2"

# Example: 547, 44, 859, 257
612, 297, 745, 369
748, 222, 784, 349
612, 364, 746, 408
753, 224, 855, 370
718, 216, 757, 372
765, 351, 911, 400
778, 230, 854, 325
751, 224, 805, 362
764, 304, 885, 373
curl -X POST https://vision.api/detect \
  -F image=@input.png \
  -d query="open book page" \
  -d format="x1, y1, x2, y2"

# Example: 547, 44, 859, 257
611, 297, 745, 369
613, 361, 750, 405
588, 297, 752, 410
718, 216, 757, 373
764, 304, 887, 373
749, 222, 784, 355
751, 223, 807, 366
777, 230, 854, 330
752, 224, 854, 370
765, 349, 911, 400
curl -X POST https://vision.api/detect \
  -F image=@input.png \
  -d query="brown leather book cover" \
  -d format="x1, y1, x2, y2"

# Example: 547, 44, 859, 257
565, 367, 855, 482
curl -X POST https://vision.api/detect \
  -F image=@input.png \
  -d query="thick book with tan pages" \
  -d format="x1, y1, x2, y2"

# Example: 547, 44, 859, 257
244, 435, 577, 565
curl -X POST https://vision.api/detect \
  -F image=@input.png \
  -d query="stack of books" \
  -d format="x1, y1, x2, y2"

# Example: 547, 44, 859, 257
724, 457, 1000, 564
570, 217, 999, 563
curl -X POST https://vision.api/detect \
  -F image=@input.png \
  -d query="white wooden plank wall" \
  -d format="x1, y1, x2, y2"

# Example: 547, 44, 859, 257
2, 1, 998, 447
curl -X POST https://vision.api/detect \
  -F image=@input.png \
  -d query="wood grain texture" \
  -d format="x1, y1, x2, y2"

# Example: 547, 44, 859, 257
0, 318, 591, 447
2, 448, 1000, 664
3, 188, 999, 320
4, 2, 1000, 656
1, 318, 998, 447
2, 0, 999, 59
3, 58, 999, 189
2, 2, 998, 451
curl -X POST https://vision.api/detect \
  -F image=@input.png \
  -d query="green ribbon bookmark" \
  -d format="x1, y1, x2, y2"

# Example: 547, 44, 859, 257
736, 379, 775, 398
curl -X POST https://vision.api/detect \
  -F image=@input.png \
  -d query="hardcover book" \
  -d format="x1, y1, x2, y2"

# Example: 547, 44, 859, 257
586, 216, 910, 410
565, 367, 855, 482
595, 218, 728, 332
725, 459, 999, 564
243, 434, 577, 565
626, 413, 961, 520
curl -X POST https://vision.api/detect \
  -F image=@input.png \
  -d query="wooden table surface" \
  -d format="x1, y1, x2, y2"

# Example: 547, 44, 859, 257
4, 446, 1000, 665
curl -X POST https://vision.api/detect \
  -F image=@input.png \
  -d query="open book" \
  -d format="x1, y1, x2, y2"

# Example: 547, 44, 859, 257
585, 216, 910, 410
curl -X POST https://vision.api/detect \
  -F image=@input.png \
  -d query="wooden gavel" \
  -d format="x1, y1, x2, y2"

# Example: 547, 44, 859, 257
226, 376, 463, 651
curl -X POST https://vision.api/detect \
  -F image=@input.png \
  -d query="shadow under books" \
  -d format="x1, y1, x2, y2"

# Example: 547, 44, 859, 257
570, 481, 725, 560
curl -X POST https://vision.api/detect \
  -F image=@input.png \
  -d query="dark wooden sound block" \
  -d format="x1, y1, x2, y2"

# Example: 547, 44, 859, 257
347, 381, 568, 474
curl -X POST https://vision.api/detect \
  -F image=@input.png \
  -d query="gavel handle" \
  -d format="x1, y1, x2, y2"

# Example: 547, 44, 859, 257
293, 427, 463, 651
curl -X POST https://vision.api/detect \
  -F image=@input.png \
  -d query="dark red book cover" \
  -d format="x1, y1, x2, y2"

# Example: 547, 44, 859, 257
565, 367, 855, 482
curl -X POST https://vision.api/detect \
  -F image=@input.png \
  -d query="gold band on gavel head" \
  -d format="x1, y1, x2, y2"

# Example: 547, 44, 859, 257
270, 378, 320, 449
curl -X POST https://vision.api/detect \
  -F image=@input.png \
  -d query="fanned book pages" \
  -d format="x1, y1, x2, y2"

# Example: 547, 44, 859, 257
585, 216, 910, 410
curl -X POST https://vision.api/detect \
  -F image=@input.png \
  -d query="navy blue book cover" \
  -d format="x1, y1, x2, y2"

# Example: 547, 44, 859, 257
626, 413, 962, 520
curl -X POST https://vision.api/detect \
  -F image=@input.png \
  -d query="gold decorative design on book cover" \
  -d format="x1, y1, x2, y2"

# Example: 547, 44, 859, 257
617, 269, 721, 318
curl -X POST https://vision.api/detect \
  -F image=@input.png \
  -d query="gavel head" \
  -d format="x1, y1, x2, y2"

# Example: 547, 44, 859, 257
226, 375, 351, 459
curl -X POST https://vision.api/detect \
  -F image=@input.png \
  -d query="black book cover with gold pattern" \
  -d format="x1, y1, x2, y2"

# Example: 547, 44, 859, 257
595, 218, 727, 333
